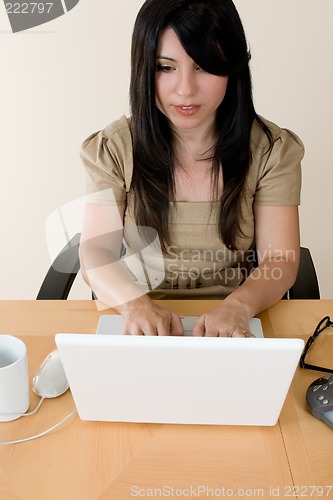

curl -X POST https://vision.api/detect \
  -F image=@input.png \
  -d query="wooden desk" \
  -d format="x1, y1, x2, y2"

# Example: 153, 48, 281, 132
0, 300, 332, 500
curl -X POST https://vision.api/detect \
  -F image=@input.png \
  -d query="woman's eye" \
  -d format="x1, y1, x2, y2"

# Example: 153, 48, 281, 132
156, 63, 175, 73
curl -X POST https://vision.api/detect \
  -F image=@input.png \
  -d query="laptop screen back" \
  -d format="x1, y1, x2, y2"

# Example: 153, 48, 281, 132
55, 331, 303, 426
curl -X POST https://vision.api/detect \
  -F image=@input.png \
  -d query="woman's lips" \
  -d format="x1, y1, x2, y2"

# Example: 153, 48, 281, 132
174, 105, 200, 116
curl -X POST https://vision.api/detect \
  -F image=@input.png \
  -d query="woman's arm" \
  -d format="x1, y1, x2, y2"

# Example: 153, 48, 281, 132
192, 205, 300, 337
79, 202, 184, 336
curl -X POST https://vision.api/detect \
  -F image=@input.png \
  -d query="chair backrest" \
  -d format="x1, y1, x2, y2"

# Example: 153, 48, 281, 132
288, 247, 320, 299
36, 236, 320, 300
37, 233, 81, 300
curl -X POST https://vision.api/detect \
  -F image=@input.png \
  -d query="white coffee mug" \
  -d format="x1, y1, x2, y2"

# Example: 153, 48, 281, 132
0, 335, 30, 422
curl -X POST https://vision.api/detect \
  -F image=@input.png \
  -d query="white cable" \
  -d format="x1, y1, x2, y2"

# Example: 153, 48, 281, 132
0, 397, 45, 419
21, 397, 45, 416
0, 409, 77, 445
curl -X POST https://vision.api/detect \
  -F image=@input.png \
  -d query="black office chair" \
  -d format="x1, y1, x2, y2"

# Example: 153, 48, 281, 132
286, 247, 320, 299
36, 234, 320, 300
37, 233, 81, 300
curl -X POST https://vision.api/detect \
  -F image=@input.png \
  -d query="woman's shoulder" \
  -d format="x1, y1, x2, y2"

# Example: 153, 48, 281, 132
100, 115, 132, 140
248, 115, 304, 206
80, 116, 133, 195
81, 115, 132, 150
251, 115, 304, 151
80, 115, 133, 171
252, 115, 282, 139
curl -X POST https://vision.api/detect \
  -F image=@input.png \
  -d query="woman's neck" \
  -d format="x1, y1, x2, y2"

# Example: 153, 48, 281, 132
178, 140, 213, 162
174, 127, 216, 162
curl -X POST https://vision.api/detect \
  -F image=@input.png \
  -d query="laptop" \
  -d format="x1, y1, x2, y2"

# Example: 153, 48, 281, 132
55, 315, 304, 426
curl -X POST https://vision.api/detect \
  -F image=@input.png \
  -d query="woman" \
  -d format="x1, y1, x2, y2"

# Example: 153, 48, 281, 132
79, 0, 303, 337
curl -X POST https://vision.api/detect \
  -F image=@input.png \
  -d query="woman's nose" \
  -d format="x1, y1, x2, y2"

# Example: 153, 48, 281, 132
176, 70, 197, 97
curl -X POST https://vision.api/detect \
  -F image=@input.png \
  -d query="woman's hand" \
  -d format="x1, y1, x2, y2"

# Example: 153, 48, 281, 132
115, 296, 184, 336
191, 298, 255, 338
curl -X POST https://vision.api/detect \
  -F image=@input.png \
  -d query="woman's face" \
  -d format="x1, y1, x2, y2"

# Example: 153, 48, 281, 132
155, 28, 228, 136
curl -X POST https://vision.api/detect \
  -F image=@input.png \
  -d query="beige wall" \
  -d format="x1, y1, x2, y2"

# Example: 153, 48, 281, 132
1, 0, 332, 300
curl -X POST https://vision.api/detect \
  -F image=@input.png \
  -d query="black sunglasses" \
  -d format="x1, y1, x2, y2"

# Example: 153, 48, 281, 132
299, 316, 333, 373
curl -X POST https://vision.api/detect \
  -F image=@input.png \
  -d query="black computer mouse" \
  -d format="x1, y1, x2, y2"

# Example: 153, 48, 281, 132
306, 375, 333, 429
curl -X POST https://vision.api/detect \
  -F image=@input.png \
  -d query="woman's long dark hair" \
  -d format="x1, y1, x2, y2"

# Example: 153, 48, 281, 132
129, 0, 272, 251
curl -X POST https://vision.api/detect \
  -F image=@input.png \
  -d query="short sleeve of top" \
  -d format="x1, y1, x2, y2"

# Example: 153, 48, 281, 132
79, 115, 132, 205
248, 116, 304, 205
